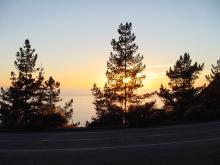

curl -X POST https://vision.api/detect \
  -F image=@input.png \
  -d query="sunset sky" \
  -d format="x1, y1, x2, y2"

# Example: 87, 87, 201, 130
0, 0, 220, 95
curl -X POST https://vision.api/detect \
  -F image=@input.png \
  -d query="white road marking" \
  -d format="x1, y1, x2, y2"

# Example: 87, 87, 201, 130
0, 137, 220, 152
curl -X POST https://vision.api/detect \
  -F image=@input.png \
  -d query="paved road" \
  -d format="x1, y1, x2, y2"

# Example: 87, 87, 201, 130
0, 121, 220, 165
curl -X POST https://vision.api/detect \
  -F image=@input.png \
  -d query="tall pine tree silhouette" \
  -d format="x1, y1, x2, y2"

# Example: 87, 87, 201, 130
158, 53, 204, 118
9, 39, 39, 126
0, 39, 74, 128
106, 22, 146, 111
91, 22, 150, 126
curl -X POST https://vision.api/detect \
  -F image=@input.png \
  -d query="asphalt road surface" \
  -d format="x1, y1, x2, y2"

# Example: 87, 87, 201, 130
0, 121, 220, 165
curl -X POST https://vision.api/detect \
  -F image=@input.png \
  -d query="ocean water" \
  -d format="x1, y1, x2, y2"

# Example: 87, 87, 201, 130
60, 93, 163, 127
61, 94, 96, 127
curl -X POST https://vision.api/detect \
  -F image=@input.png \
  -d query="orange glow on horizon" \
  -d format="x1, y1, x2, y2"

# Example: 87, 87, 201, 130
0, 68, 209, 93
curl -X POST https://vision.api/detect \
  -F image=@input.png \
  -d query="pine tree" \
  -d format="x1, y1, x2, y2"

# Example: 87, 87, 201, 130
33, 67, 46, 114
186, 59, 220, 120
106, 22, 146, 111
3, 39, 39, 126
61, 99, 74, 124
91, 22, 152, 127
158, 53, 204, 118
44, 76, 61, 114
42, 76, 74, 128
91, 84, 106, 118
206, 58, 220, 82
0, 39, 74, 128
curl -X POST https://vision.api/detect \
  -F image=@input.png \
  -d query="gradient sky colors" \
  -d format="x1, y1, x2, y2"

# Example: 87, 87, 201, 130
0, 0, 220, 95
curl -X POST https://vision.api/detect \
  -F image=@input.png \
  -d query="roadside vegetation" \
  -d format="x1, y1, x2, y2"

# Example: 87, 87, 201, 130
1, 22, 220, 129
0, 39, 75, 128
87, 22, 220, 128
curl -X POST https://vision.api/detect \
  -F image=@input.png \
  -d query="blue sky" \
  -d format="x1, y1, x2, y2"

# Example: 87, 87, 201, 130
0, 0, 220, 93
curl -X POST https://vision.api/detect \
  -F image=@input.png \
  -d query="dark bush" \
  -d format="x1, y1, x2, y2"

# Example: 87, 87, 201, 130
29, 113, 67, 129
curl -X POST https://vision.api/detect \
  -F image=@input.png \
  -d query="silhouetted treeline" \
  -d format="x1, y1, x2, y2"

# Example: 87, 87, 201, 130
1, 23, 220, 129
0, 39, 75, 129
87, 22, 220, 128
186, 59, 220, 120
